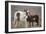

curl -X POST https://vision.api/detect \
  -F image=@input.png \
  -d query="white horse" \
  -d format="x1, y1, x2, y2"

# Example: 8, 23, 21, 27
13, 11, 28, 28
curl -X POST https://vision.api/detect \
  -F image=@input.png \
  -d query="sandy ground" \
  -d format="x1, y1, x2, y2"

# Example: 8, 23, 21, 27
11, 20, 41, 29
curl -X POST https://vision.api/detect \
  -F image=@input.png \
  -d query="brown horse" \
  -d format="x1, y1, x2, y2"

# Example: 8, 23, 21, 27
24, 9, 39, 27
26, 15, 39, 27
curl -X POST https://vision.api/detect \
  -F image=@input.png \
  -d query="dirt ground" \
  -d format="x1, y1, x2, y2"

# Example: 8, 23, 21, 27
11, 20, 41, 29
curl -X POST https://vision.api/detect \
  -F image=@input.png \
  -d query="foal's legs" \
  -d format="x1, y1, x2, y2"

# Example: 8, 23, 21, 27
29, 22, 32, 27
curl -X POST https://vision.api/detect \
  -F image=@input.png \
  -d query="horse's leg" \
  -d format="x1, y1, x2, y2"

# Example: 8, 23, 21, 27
30, 22, 33, 27
28, 21, 31, 27
32, 21, 33, 27
29, 22, 33, 27
36, 20, 39, 26
25, 21, 28, 28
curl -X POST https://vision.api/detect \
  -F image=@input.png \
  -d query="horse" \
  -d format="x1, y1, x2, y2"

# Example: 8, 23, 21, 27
13, 11, 28, 28
26, 15, 39, 27
24, 9, 39, 27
